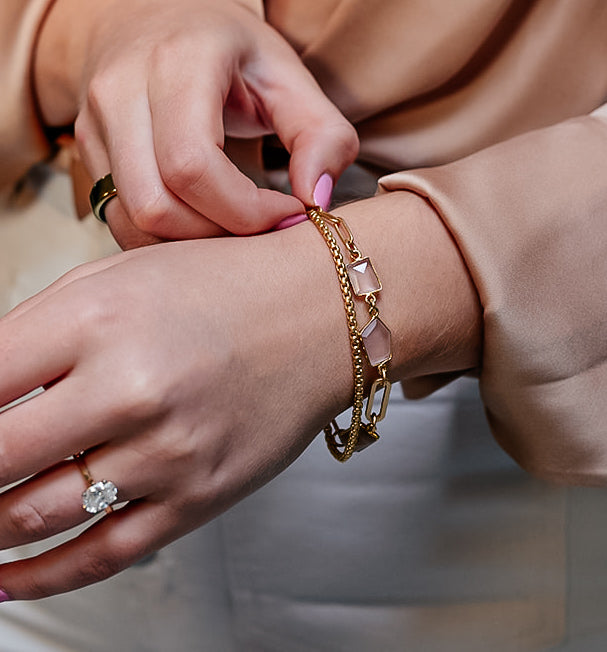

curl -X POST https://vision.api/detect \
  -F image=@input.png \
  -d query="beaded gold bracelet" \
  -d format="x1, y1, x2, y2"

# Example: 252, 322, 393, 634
307, 207, 392, 462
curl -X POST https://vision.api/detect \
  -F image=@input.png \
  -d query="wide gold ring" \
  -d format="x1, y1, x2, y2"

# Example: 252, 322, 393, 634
89, 173, 118, 223
73, 452, 118, 515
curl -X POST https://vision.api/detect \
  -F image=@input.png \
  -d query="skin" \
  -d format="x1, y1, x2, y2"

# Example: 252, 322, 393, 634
35, 0, 359, 248
0, 192, 481, 599
0, 0, 483, 602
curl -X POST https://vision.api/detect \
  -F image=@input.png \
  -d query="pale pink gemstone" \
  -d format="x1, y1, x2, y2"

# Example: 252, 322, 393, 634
347, 257, 381, 296
360, 317, 392, 366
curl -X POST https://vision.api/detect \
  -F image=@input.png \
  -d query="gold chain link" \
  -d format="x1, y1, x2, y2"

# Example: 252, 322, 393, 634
308, 208, 366, 461
308, 206, 393, 461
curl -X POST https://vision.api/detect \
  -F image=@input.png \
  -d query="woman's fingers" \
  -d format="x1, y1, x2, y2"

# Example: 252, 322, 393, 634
76, 44, 305, 240
0, 441, 169, 550
1, 251, 134, 322
148, 36, 356, 235
0, 308, 78, 409
0, 383, 112, 486
0, 461, 100, 549
103, 202, 167, 251
62, 0, 356, 241
251, 41, 359, 205
76, 85, 227, 246
0, 501, 177, 600
74, 106, 166, 248
149, 55, 305, 235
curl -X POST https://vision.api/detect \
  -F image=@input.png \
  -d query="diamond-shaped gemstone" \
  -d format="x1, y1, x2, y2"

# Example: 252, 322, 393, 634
347, 257, 381, 296
360, 317, 392, 366
82, 480, 118, 514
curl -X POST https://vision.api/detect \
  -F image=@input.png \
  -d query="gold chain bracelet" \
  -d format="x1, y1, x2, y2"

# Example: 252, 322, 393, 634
308, 207, 392, 462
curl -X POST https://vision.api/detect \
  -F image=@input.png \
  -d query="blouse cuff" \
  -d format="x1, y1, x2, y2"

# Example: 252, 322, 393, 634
378, 107, 607, 485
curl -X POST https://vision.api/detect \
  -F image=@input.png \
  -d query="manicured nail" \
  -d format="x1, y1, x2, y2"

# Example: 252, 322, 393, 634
274, 174, 333, 230
274, 212, 307, 230
313, 173, 333, 211
0, 589, 11, 603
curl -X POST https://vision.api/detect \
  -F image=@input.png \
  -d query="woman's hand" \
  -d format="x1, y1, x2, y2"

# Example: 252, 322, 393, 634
0, 193, 480, 599
35, 0, 358, 248
0, 232, 350, 598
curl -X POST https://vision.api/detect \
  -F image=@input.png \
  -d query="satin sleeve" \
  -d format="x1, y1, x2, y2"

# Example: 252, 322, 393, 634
0, 0, 55, 193
378, 104, 607, 485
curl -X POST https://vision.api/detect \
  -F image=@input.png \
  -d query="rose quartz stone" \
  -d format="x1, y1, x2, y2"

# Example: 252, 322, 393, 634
360, 317, 391, 366
347, 257, 381, 296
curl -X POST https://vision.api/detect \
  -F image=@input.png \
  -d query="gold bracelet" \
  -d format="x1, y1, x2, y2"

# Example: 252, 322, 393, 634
308, 207, 392, 462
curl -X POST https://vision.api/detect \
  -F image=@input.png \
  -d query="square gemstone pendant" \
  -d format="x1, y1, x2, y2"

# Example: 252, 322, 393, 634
360, 317, 392, 367
347, 257, 381, 296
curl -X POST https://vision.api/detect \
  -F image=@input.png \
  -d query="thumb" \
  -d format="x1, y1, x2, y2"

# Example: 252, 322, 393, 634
252, 37, 359, 206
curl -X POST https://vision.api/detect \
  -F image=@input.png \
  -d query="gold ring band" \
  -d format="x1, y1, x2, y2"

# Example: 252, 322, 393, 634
89, 173, 118, 223
73, 452, 117, 515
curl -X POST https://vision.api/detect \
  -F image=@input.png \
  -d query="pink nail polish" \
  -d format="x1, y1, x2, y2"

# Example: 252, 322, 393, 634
274, 174, 333, 231
0, 589, 11, 603
274, 212, 307, 230
313, 173, 334, 211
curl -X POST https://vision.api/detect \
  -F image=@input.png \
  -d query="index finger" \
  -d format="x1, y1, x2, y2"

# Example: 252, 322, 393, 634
148, 48, 305, 236
76, 91, 230, 242
0, 295, 80, 411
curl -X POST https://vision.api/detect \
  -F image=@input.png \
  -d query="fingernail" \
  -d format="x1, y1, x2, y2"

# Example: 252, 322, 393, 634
313, 173, 333, 211
274, 212, 307, 230
0, 589, 11, 603
273, 174, 333, 231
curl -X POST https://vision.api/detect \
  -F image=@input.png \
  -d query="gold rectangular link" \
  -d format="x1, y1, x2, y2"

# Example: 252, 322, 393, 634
365, 377, 392, 422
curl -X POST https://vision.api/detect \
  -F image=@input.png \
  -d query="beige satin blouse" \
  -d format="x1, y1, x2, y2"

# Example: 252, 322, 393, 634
2, 0, 607, 484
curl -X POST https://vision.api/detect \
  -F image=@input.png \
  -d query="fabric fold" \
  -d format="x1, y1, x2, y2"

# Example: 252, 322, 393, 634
379, 107, 607, 484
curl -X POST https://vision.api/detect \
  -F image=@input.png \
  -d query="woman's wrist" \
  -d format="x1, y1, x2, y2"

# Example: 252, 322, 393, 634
317, 192, 482, 384
260, 189, 482, 430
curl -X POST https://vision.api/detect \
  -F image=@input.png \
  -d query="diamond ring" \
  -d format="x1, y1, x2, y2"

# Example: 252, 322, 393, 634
73, 452, 118, 515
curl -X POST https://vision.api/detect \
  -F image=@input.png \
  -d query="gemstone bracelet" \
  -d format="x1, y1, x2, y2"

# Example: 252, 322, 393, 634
307, 207, 392, 462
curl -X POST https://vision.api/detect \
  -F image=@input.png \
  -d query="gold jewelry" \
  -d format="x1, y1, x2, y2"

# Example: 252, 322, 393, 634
307, 207, 392, 462
89, 173, 118, 223
73, 452, 118, 514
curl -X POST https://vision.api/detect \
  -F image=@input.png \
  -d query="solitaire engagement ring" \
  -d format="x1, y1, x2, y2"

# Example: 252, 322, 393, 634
73, 452, 118, 515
